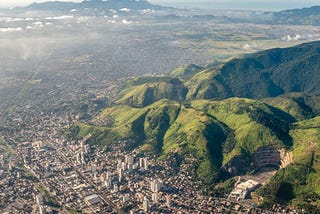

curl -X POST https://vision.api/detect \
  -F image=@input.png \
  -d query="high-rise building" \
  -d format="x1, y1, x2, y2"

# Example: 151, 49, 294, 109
106, 171, 111, 181
127, 163, 133, 171
105, 179, 111, 188
121, 162, 126, 170
125, 155, 134, 165
113, 184, 119, 193
150, 179, 163, 193
139, 158, 149, 170
80, 152, 86, 164
166, 195, 171, 207
143, 197, 149, 212
36, 194, 43, 205
152, 193, 158, 203
76, 153, 81, 164
139, 158, 144, 168
117, 160, 122, 170
118, 168, 123, 182
100, 172, 106, 182
39, 206, 46, 214
144, 158, 148, 170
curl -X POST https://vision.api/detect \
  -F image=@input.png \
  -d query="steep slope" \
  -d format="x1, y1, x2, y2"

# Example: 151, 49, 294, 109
191, 98, 294, 166
187, 41, 320, 100
161, 106, 227, 183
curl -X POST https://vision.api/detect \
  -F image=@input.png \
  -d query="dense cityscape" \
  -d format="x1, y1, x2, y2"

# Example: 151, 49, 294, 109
1, 0, 320, 213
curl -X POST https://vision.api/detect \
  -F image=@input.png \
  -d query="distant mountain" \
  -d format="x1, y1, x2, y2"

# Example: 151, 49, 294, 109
260, 6, 320, 26
19, 0, 165, 11
22, 1, 77, 11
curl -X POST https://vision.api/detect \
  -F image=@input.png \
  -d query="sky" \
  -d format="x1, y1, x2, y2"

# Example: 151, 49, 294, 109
0, 0, 319, 11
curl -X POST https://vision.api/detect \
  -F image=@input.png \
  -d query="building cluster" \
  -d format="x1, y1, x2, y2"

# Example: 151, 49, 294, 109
229, 179, 261, 201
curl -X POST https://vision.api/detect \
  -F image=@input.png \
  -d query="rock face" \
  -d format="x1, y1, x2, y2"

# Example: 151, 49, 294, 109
279, 148, 293, 169
223, 146, 293, 176
252, 146, 293, 170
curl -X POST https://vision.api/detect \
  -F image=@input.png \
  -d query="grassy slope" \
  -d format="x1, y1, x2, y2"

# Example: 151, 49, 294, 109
191, 98, 294, 164
116, 78, 188, 107
162, 106, 226, 183
169, 63, 203, 79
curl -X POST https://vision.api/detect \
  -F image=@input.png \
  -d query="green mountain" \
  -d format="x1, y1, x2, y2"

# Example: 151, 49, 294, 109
70, 41, 320, 210
187, 41, 320, 100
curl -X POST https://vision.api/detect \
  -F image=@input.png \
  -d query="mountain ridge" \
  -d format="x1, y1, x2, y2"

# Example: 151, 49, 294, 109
18, 0, 166, 11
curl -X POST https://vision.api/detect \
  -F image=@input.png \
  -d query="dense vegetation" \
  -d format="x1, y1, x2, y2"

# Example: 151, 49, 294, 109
70, 41, 320, 209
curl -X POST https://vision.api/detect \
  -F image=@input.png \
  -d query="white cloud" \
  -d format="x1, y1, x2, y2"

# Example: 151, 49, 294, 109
242, 44, 251, 50
119, 8, 130, 12
26, 26, 36, 29
282, 34, 302, 41
139, 9, 155, 14
122, 19, 133, 25
46, 15, 74, 20
0, 27, 22, 32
